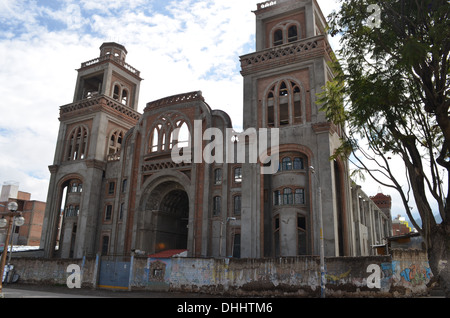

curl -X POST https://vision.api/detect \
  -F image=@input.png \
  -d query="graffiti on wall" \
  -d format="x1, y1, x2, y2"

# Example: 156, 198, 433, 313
399, 263, 432, 286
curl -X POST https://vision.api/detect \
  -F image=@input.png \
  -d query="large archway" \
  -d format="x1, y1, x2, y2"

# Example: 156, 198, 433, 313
155, 189, 189, 252
141, 180, 190, 254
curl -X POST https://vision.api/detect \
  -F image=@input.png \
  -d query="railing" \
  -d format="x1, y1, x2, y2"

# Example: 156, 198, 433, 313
80, 54, 141, 77
240, 36, 329, 75
257, 0, 278, 10
60, 95, 142, 122
144, 91, 204, 112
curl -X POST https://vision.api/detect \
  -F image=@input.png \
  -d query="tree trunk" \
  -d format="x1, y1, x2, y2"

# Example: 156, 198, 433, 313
428, 222, 450, 297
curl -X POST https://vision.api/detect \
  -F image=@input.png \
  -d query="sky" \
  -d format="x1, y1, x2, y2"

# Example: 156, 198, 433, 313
0, 0, 422, 223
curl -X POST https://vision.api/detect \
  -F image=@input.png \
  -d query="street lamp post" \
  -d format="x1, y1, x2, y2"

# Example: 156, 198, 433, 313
310, 166, 326, 298
0, 201, 24, 294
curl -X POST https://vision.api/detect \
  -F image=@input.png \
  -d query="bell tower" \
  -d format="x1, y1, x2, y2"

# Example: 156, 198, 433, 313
240, 0, 352, 257
41, 43, 142, 259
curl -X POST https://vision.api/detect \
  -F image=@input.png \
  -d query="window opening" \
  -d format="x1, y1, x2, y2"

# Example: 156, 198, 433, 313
294, 188, 305, 205
214, 168, 222, 185
122, 179, 127, 192
274, 29, 283, 46
279, 82, 288, 96
121, 89, 128, 105
105, 205, 113, 220
283, 188, 293, 205
151, 128, 159, 152
234, 195, 241, 216
108, 182, 115, 195
268, 106, 275, 127
177, 122, 190, 149
293, 157, 304, 170
282, 157, 292, 171
162, 133, 166, 151
234, 167, 242, 183
288, 25, 298, 42
113, 85, 120, 100
119, 203, 124, 220
66, 126, 88, 161
213, 196, 221, 216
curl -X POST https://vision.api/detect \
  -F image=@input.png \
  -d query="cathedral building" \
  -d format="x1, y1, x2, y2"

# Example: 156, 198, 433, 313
40, 0, 391, 260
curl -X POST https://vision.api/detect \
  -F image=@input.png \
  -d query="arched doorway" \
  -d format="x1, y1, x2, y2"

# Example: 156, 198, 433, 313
141, 180, 190, 254
155, 189, 189, 252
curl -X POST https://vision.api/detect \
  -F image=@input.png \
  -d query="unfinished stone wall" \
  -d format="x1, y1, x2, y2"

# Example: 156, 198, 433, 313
163, 251, 432, 297
9, 250, 432, 297
10, 256, 98, 287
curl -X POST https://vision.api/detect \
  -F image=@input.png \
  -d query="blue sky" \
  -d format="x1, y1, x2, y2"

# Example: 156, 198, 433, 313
5, 1, 424, 223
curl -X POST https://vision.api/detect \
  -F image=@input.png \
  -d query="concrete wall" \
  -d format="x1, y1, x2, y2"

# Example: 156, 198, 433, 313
11, 256, 98, 287
10, 250, 432, 297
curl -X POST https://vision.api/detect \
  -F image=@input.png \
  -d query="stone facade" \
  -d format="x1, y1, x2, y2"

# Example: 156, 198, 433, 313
40, 0, 392, 260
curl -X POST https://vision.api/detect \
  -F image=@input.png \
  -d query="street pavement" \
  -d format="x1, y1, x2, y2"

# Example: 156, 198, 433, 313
1, 283, 217, 298
1, 283, 445, 299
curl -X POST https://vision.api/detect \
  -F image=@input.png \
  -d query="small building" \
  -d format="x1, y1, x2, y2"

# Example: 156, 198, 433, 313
0, 182, 46, 247
392, 214, 412, 236
351, 183, 393, 256
387, 232, 425, 251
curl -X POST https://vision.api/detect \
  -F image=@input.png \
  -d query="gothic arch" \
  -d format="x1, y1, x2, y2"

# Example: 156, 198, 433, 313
64, 125, 89, 161
136, 170, 193, 254
47, 173, 85, 258
262, 77, 307, 127
146, 112, 193, 154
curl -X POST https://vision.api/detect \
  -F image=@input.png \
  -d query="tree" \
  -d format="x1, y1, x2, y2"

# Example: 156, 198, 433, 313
319, 0, 450, 296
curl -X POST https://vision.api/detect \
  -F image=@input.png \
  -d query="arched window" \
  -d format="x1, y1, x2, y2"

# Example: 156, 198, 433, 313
121, 89, 128, 105
66, 126, 89, 161
274, 29, 283, 46
288, 25, 298, 42
171, 121, 190, 150
150, 127, 159, 153
177, 122, 190, 149
265, 80, 303, 127
113, 85, 120, 100
279, 81, 289, 126
279, 81, 288, 96
108, 130, 124, 158
270, 22, 301, 47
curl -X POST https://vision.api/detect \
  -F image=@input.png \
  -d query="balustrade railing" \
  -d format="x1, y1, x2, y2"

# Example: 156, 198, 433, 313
80, 54, 141, 77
